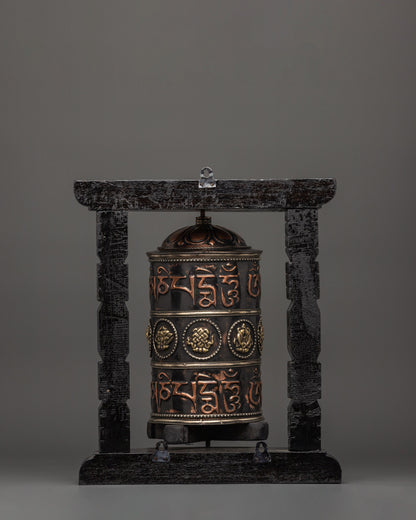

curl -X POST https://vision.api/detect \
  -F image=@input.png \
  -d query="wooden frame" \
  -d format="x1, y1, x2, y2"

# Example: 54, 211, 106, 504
74, 178, 341, 484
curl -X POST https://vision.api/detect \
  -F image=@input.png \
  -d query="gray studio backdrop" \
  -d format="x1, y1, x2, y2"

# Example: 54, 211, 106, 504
1, 0, 415, 473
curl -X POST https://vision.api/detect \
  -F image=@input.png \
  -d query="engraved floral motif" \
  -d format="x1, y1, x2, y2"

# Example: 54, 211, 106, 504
154, 325, 174, 351
152, 319, 178, 359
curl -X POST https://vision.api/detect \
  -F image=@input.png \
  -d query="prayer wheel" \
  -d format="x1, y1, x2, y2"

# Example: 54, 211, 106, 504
146, 212, 268, 443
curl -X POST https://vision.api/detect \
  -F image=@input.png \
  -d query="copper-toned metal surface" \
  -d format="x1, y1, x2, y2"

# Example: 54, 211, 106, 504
146, 215, 266, 438
159, 215, 250, 251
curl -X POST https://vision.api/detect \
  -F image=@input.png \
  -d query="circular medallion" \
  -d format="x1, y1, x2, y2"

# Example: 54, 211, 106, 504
183, 318, 222, 360
228, 319, 256, 359
152, 319, 178, 359
257, 319, 264, 354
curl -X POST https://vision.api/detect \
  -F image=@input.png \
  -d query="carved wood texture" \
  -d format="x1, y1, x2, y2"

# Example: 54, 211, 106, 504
79, 449, 341, 485
74, 179, 336, 211
285, 209, 321, 451
97, 211, 130, 453
75, 180, 335, 457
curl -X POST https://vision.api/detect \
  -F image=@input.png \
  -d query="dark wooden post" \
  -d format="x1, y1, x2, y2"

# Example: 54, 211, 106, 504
285, 208, 321, 451
97, 211, 130, 453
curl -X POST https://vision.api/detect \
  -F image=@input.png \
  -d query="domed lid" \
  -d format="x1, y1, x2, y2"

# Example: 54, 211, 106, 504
158, 213, 251, 251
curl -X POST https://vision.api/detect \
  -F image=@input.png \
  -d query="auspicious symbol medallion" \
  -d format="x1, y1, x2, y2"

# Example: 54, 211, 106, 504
186, 327, 214, 354
155, 326, 173, 350
228, 320, 256, 359
234, 323, 253, 353
183, 319, 221, 360
153, 319, 178, 359
257, 320, 264, 354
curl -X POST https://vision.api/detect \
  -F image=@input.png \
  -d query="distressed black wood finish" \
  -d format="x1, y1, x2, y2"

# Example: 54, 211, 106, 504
74, 179, 336, 211
74, 177, 340, 483
79, 448, 341, 484
97, 211, 130, 453
285, 209, 321, 451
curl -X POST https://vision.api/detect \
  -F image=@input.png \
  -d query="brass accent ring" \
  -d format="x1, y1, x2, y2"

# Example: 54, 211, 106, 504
149, 414, 264, 425
148, 254, 261, 263
151, 309, 260, 317
151, 360, 260, 369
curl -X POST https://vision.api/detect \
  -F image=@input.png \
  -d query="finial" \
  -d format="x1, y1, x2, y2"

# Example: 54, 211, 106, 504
196, 209, 211, 225
199, 166, 216, 188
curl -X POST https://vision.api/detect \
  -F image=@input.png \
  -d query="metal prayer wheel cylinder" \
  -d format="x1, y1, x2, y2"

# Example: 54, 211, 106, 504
146, 214, 268, 443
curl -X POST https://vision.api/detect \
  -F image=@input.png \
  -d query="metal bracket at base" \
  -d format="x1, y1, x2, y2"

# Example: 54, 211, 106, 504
152, 441, 170, 463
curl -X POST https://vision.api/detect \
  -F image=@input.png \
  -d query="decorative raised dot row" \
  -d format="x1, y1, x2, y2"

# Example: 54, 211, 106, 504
149, 256, 260, 263
151, 412, 262, 418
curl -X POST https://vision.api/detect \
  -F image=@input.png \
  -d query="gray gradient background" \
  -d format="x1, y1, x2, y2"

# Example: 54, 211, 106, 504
1, 1, 415, 518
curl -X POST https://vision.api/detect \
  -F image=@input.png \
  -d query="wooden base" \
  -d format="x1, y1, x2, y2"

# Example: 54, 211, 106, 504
79, 447, 341, 485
